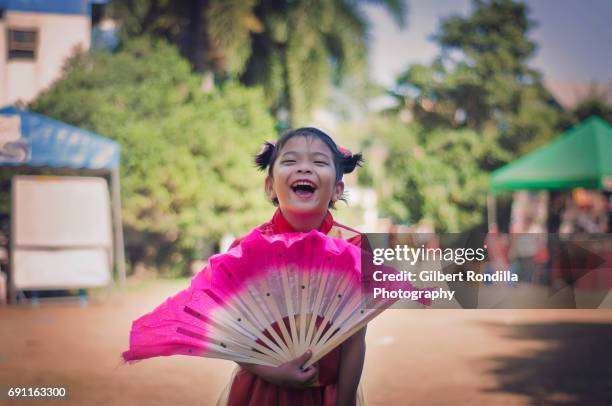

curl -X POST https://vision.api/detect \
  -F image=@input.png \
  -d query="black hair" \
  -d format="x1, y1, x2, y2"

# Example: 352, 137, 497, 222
254, 127, 364, 208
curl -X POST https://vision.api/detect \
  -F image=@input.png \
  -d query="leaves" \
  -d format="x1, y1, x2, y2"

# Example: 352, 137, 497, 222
363, 118, 488, 232
110, 1, 407, 125
29, 39, 276, 272
370, 0, 563, 232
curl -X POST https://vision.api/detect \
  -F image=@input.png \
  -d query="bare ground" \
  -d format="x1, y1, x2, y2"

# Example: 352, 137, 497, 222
1, 279, 612, 406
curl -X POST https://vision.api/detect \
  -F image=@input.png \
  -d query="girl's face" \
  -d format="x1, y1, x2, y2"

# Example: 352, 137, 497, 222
265, 136, 344, 216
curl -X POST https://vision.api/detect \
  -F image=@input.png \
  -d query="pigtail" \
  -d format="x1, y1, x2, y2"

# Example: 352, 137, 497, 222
341, 152, 364, 174
254, 141, 276, 171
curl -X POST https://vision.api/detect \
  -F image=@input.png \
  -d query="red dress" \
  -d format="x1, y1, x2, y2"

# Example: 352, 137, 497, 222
222, 208, 363, 406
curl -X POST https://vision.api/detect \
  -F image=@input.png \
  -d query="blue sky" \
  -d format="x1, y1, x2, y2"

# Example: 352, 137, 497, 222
364, 0, 612, 87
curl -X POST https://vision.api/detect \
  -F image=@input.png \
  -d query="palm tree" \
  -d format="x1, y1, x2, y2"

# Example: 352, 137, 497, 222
110, 0, 259, 79
110, 0, 407, 125
242, 0, 407, 126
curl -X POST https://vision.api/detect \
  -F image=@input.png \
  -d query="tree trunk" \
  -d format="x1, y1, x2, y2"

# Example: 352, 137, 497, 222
189, 0, 208, 74
281, 39, 294, 128
188, 0, 214, 92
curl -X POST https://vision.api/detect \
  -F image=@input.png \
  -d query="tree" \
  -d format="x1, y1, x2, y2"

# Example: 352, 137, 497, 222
29, 39, 277, 274
356, 117, 489, 232
240, 0, 407, 126
109, 0, 261, 79
109, 0, 408, 126
395, 0, 560, 166
364, 0, 564, 232
570, 89, 612, 124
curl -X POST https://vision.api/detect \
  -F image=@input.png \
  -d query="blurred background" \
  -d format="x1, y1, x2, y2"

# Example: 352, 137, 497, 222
0, 0, 611, 404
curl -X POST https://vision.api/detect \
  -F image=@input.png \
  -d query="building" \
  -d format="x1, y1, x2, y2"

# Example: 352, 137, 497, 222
0, 0, 106, 106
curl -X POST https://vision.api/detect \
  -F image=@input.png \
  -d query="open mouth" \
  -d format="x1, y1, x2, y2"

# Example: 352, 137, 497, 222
290, 180, 317, 198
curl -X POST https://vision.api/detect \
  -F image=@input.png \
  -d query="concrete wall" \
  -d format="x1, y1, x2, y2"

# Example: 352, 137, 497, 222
1, 11, 90, 106
0, 19, 6, 105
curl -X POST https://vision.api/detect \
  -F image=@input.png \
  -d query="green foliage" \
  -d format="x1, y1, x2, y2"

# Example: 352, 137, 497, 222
563, 89, 612, 129
363, 118, 488, 232
242, 0, 365, 125
109, 0, 408, 127
395, 0, 560, 164
29, 39, 276, 273
570, 96, 612, 125
554, 85, 612, 134
372, 0, 562, 232
109, 0, 259, 75
243, 0, 407, 126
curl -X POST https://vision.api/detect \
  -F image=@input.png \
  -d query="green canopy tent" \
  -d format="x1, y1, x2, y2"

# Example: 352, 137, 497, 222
487, 116, 612, 231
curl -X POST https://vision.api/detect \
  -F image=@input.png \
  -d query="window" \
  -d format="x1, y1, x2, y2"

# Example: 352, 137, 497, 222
7, 28, 38, 60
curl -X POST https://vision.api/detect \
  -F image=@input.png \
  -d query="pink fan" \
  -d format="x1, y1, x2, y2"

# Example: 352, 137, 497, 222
122, 229, 428, 368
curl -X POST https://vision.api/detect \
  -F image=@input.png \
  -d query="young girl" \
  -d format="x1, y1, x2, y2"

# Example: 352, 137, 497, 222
218, 127, 366, 406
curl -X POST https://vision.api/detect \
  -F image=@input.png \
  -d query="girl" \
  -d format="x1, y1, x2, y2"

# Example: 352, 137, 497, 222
219, 127, 366, 406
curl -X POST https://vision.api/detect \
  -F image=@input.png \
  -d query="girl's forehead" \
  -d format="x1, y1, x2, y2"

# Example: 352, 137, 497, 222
279, 135, 333, 156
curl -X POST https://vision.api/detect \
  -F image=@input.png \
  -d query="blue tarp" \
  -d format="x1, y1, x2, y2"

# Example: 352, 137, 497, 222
0, 0, 107, 16
0, 106, 119, 170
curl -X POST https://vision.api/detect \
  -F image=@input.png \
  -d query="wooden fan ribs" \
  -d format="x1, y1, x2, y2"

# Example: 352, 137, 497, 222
193, 294, 282, 365
124, 231, 405, 369
180, 266, 366, 367
193, 257, 364, 366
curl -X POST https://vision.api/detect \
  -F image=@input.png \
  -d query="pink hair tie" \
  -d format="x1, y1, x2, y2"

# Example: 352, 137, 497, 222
338, 146, 352, 157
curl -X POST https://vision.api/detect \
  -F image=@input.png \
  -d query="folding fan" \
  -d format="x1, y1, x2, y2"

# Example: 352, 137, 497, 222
122, 229, 429, 368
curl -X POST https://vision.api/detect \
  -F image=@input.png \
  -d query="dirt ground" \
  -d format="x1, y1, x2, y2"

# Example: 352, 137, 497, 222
1, 279, 612, 406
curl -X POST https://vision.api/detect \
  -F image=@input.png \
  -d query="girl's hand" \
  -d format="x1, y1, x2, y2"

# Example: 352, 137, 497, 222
239, 350, 319, 388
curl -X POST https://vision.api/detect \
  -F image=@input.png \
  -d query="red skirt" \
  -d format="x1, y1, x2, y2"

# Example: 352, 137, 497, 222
225, 347, 341, 406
